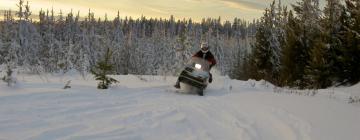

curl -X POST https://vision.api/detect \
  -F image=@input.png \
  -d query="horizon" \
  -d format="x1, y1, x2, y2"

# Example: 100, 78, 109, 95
0, 0, 322, 23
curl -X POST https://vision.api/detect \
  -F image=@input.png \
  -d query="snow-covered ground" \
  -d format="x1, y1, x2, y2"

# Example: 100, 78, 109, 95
0, 73, 359, 140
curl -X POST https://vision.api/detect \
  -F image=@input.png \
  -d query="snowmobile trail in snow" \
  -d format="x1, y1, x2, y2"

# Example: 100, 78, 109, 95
0, 74, 359, 140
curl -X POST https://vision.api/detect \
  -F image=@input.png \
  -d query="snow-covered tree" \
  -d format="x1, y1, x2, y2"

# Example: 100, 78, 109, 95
16, 0, 42, 73
111, 11, 126, 74
0, 0, 258, 82
2, 62, 17, 87
249, 0, 287, 84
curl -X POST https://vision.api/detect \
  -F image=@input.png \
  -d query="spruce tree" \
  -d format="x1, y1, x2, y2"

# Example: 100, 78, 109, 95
249, 9, 271, 81
91, 48, 118, 89
280, 10, 303, 87
321, 0, 343, 85
291, 0, 323, 88
305, 0, 332, 88
337, 0, 360, 85
305, 36, 332, 88
249, 0, 287, 85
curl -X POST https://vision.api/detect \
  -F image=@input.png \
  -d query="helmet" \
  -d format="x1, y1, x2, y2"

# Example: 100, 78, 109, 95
200, 42, 209, 53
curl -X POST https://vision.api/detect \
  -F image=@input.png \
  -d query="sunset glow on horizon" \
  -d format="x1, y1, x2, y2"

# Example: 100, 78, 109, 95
0, 0, 311, 22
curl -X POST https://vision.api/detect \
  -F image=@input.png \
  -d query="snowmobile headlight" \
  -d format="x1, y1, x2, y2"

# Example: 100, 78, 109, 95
195, 64, 202, 69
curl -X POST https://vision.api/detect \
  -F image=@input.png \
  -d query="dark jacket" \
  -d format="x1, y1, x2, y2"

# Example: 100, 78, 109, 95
193, 50, 217, 68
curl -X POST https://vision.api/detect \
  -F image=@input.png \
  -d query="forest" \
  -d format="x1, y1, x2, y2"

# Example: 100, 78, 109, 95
0, 0, 255, 78
248, 0, 360, 88
0, 0, 359, 89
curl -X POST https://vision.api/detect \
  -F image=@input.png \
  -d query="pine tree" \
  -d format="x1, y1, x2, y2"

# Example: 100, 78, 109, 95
269, 0, 287, 84
111, 11, 125, 74
305, 0, 332, 88
280, 10, 303, 86
249, 0, 287, 85
91, 48, 118, 89
17, 0, 42, 72
249, 13, 271, 80
16, 0, 24, 21
305, 35, 332, 88
1, 10, 18, 86
336, 0, 360, 85
322, 0, 343, 84
291, 0, 324, 88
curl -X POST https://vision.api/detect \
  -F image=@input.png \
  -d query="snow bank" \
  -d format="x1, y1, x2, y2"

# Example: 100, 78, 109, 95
0, 74, 359, 140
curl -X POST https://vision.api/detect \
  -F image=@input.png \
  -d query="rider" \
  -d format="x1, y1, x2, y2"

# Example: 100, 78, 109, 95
174, 42, 217, 89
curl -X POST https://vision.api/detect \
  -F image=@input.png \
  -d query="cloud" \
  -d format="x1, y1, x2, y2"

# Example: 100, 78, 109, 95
219, 0, 266, 12
0, 0, 271, 22
145, 7, 168, 14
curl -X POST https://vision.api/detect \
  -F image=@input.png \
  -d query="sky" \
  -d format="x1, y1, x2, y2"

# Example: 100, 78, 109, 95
0, 0, 314, 22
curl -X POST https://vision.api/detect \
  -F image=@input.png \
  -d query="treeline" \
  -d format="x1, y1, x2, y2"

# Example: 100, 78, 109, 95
0, 0, 256, 77
245, 0, 360, 89
3, 0, 357, 89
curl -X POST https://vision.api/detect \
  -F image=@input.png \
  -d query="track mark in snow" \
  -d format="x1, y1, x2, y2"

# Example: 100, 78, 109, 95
270, 108, 311, 140
248, 107, 312, 140
28, 125, 87, 140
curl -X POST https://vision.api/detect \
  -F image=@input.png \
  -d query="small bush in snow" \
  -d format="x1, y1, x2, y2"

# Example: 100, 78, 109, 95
91, 48, 118, 89
348, 96, 360, 104
63, 80, 71, 89
2, 64, 16, 86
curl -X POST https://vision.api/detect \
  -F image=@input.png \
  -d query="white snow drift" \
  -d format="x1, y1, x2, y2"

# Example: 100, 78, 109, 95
0, 74, 359, 140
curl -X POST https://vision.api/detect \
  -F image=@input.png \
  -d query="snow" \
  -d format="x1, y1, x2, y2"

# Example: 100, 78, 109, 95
335, 82, 360, 97
0, 74, 359, 140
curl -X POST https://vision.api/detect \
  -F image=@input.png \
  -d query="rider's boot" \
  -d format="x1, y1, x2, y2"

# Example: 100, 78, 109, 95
174, 80, 180, 89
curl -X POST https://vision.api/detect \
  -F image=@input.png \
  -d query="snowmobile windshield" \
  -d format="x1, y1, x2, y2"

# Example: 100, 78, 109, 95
187, 57, 211, 72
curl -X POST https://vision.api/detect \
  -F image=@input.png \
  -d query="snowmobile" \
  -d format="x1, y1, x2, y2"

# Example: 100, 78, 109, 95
177, 57, 211, 96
